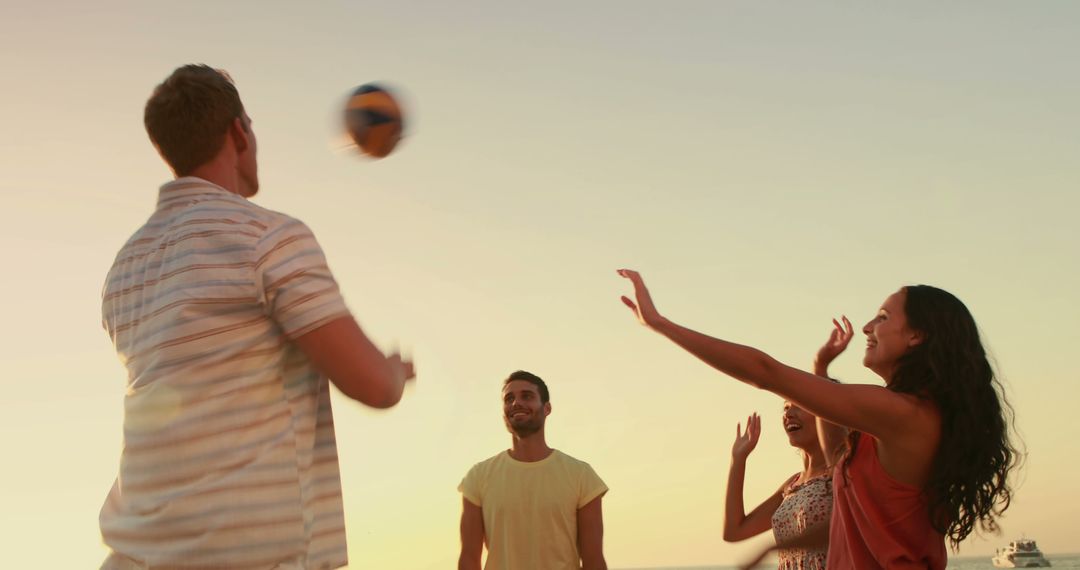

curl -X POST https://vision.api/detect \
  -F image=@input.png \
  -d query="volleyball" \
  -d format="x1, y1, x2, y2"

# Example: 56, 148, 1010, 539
344, 83, 405, 158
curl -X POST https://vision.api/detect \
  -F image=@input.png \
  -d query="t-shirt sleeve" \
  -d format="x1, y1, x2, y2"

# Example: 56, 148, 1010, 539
254, 217, 351, 338
458, 463, 482, 506
578, 462, 608, 509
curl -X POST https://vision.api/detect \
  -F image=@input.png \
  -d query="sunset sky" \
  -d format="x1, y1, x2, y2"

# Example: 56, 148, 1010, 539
2, 1, 1078, 567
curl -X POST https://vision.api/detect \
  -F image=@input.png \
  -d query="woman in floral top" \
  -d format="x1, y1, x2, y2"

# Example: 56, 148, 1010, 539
721, 319, 854, 569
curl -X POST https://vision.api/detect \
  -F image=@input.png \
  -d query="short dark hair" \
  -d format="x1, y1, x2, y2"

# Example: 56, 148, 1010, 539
144, 64, 245, 175
503, 370, 549, 403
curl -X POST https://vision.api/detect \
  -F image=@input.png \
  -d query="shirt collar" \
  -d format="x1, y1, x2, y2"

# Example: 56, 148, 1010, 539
156, 176, 239, 209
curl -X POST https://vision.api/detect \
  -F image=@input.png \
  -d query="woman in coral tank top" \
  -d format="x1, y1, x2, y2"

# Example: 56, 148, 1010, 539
616, 270, 1017, 569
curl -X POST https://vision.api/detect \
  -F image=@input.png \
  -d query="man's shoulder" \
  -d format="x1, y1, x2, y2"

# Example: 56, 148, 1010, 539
150, 179, 316, 241
552, 450, 608, 501
460, 451, 508, 491
551, 449, 593, 469
205, 195, 299, 232
206, 200, 317, 253
471, 450, 510, 471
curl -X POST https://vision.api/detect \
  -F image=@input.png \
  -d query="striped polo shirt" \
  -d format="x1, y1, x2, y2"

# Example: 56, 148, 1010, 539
100, 177, 351, 569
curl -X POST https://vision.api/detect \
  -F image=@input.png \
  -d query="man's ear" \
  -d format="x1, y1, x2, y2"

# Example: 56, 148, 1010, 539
543, 402, 552, 417
229, 117, 250, 154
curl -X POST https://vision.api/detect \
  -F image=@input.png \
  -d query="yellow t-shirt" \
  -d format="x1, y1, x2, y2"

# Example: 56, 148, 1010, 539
459, 449, 608, 570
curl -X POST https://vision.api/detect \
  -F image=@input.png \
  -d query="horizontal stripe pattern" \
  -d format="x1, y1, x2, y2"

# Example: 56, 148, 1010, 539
100, 178, 349, 569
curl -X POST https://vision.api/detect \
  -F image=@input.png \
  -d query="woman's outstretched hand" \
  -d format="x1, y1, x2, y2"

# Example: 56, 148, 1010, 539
731, 413, 761, 462
617, 269, 666, 329
814, 315, 853, 374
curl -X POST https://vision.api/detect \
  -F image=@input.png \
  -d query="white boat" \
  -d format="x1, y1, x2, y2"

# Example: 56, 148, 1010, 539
992, 538, 1051, 567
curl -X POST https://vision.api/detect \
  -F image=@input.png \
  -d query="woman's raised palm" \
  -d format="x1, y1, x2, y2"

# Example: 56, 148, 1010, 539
731, 412, 761, 461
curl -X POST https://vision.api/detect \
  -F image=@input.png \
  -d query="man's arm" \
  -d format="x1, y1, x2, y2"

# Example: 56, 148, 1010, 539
255, 219, 413, 409
294, 315, 413, 408
458, 497, 485, 570
577, 495, 607, 570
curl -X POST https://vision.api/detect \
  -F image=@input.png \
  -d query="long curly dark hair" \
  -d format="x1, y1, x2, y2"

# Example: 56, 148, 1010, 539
846, 285, 1019, 550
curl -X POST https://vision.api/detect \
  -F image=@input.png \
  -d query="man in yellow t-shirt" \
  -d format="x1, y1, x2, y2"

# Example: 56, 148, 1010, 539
458, 370, 608, 570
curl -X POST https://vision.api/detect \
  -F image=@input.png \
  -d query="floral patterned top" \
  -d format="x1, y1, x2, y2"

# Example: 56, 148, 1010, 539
770, 472, 833, 570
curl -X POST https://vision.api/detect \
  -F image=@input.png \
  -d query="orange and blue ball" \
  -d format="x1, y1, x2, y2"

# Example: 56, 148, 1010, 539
344, 83, 405, 159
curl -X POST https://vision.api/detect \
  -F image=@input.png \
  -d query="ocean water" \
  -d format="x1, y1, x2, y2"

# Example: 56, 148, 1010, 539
616, 554, 1080, 570
943, 555, 1080, 569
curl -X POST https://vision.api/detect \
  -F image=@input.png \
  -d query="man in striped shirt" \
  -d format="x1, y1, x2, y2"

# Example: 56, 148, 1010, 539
99, 64, 414, 569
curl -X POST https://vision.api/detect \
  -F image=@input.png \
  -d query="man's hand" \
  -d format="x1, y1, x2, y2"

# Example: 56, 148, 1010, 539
294, 316, 412, 408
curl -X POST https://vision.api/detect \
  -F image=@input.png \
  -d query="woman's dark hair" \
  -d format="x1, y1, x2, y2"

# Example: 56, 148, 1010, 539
847, 285, 1018, 549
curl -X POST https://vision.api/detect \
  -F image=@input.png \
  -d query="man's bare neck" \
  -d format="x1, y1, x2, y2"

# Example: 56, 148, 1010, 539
185, 162, 241, 196
508, 433, 552, 462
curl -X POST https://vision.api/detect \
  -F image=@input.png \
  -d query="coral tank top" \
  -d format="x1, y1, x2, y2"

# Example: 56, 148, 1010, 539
826, 432, 947, 569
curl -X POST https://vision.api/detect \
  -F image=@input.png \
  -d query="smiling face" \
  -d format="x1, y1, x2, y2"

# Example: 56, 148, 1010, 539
782, 401, 819, 451
502, 379, 550, 438
862, 288, 924, 382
